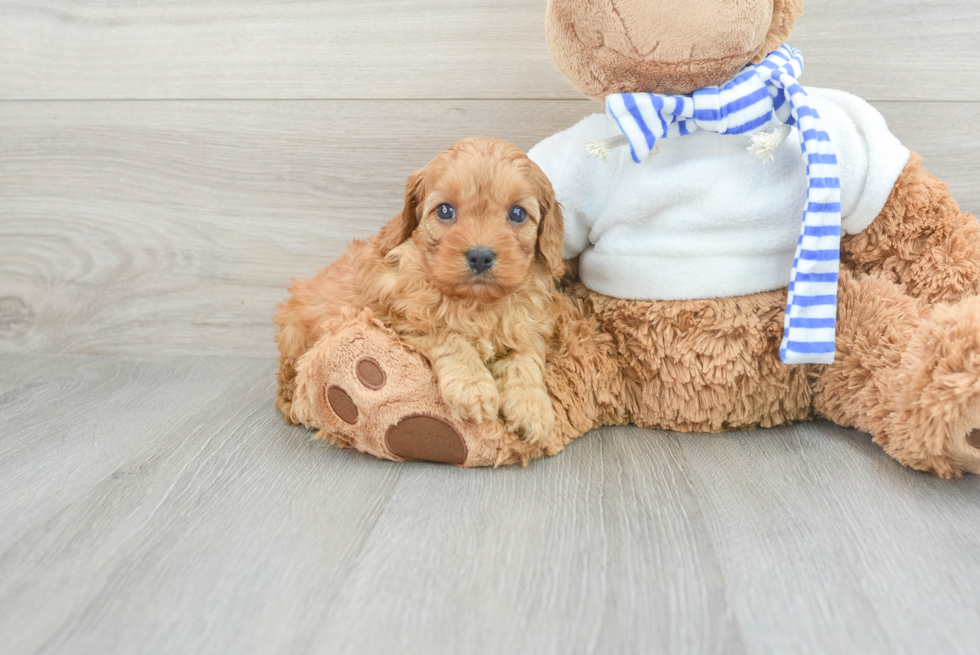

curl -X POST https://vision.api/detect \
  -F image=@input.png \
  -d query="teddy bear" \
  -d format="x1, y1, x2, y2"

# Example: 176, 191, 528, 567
276, 0, 980, 478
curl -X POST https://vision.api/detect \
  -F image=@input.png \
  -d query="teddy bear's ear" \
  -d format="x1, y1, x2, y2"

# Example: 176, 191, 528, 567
530, 161, 565, 279
751, 0, 805, 63
378, 167, 426, 255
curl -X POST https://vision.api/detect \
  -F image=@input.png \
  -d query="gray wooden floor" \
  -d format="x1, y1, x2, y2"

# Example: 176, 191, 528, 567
2, 354, 979, 655
3, 1, 980, 653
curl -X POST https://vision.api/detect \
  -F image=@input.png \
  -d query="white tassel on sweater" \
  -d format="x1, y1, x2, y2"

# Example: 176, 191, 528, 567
747, 124, 793, 163
585, 134, 657, 162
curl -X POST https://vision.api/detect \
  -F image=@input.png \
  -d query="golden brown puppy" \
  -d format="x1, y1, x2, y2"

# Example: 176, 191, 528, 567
275, 138, 565, 444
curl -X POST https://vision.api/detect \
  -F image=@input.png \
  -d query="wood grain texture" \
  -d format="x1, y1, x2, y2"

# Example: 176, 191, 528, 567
2, 99, 977, 357
2, 354, 979, 655
2, 2, 979, 653
1, 0, 978, 101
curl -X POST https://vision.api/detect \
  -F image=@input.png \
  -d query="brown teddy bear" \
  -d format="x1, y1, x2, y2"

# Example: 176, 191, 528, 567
277, 0, 980, 478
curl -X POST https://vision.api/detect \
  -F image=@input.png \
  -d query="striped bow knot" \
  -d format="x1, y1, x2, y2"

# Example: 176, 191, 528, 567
602, 45, 841, 365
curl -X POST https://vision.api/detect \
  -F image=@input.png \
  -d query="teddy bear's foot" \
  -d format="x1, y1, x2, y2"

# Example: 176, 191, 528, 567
817, 271, 980, 478
948, 430, 980, 476
291, 309, 544, 467
880, 296, 980, 478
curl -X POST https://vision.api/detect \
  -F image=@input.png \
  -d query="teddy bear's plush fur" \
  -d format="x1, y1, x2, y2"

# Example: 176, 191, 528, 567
278, 0, 980, 478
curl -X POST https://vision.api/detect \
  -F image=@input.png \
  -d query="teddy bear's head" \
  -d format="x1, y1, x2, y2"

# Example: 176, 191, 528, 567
546, 0, 804, 101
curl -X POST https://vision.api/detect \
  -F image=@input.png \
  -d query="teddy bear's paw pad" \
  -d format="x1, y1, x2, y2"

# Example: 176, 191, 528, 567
967, 429, 980, 450
944, 428, 980, 476
327, 385, 359, 425
355, 357, 386, 390
385, 414, 468, 465
956, 429, 980, 475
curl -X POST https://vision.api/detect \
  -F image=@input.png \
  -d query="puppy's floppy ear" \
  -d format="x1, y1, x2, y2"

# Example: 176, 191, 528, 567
531, 162, 565, 278
378, 167, 426, 255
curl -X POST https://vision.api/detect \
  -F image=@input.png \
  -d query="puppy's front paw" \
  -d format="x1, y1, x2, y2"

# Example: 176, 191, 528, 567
440, 371, 500, 424
500, 387, 555, 446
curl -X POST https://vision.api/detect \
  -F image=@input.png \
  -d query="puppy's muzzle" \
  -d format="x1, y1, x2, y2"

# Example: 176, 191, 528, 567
466, 247, 496, 275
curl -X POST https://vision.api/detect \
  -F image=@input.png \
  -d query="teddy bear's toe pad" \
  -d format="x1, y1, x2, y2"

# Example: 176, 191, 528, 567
967, 430, 980, 450
355, 357, 386, 389
327, 386, 359, 424
385, 414, 468, 464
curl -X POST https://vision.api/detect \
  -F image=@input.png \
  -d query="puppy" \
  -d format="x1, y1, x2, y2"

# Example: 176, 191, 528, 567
275, 138, 564, 444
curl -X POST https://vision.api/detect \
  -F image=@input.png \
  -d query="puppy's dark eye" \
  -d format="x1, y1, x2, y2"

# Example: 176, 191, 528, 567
508, 206, 528, 224
436, 203, 456, 222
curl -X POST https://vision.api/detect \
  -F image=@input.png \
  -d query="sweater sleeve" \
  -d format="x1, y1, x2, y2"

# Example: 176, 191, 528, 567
805, 87, 910, 236
528, 113, 623, 259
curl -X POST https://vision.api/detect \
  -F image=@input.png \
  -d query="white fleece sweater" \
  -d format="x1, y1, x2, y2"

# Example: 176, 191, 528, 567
527, 87, 910, 300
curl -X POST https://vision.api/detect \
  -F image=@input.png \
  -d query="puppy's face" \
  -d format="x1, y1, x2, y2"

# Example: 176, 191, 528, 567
387, 138, 564, 304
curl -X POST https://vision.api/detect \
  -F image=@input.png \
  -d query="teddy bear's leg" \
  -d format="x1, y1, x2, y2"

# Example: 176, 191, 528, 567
568, 282, 815, 433
291, 299, 624, 467
815, 268, 980, 478
290, 309, 538, 467
841, 152, 980, 304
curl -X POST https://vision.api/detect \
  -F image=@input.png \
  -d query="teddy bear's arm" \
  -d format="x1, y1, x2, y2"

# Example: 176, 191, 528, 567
805, 87, 910, 236
840, 152, 980, 305
804, 90, 980, 305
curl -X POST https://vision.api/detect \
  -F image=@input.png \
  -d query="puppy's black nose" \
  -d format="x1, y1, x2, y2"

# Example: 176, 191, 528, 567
466, 247, 496, 274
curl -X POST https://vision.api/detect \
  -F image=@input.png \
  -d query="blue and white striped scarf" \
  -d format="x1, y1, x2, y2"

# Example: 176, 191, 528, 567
604, 45, 840, 365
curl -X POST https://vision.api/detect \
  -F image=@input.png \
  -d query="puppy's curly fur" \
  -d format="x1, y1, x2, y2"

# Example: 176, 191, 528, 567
275, 138, 566, 445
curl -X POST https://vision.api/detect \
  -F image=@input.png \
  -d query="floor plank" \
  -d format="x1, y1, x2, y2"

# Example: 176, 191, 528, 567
2, 99, 977, 358
313, 428, 742, 655
0, 354, 402, 655
680, 422, 980, 654
1, 0, 977, 102
1, 355, 979, 654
